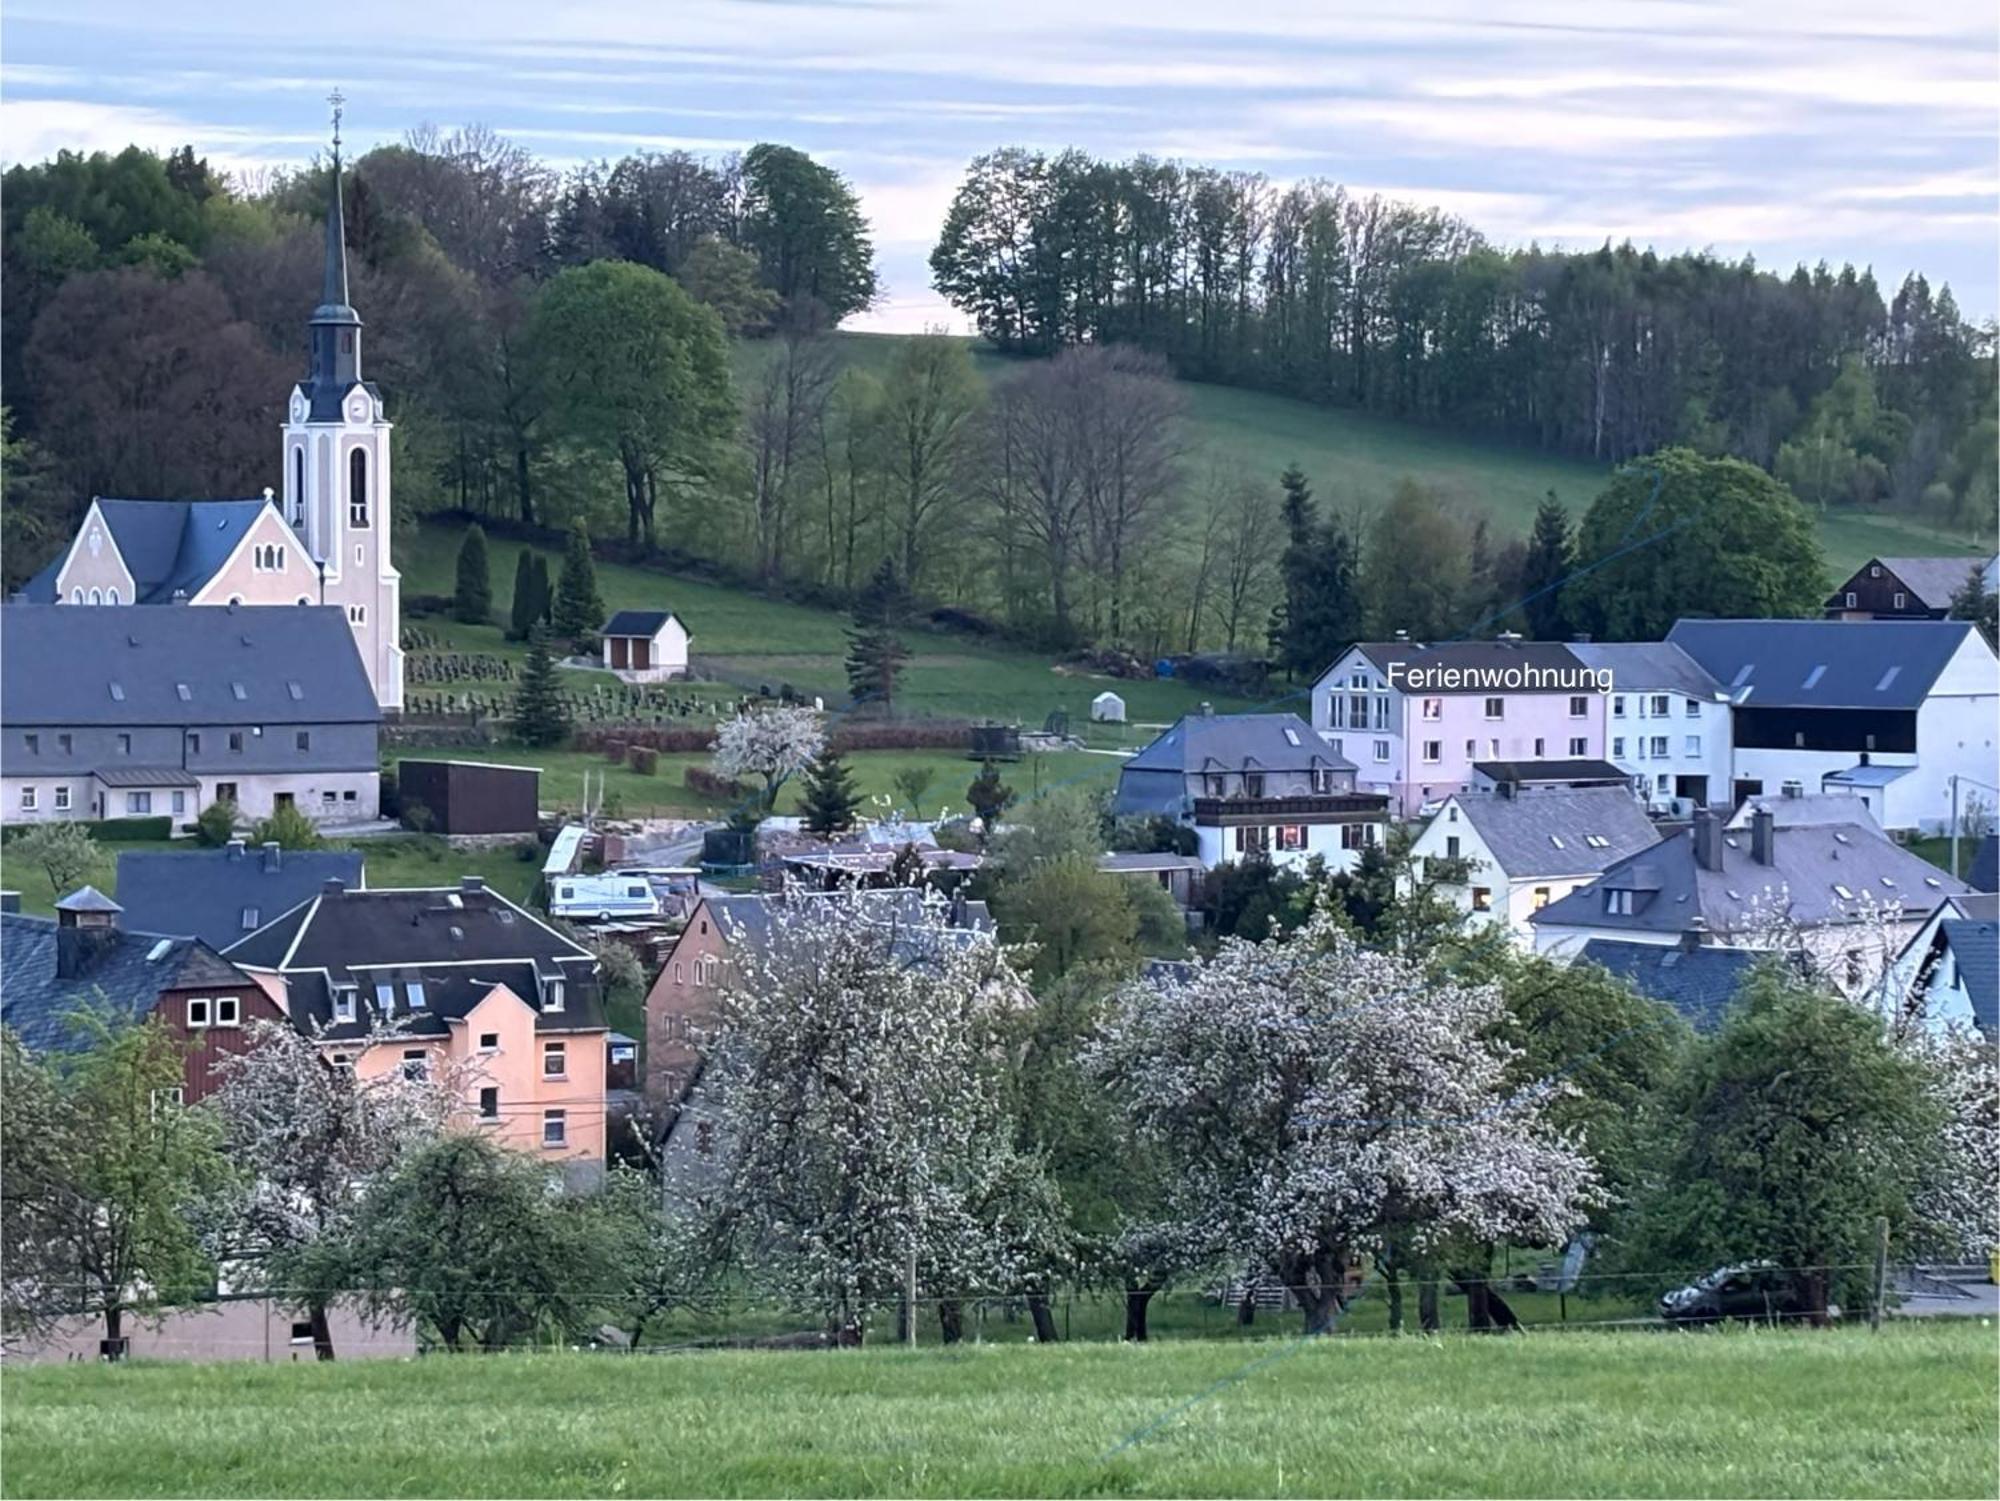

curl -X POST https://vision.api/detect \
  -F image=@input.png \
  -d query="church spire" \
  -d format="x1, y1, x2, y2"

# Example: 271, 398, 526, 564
320, 88, 350, 312
304, 87, 363, 404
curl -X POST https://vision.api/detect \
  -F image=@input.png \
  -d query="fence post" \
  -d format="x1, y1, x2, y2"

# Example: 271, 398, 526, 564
1871, 1216, 1889, 1332
906, 1242, 919, 1349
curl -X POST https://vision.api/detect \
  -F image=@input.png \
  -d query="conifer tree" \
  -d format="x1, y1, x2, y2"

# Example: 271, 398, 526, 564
1519, 494, 1575, 640
1273, 466, 1362, 678
508, 551, 536, 641
529, 554, 553, 630
844, 557, 911, 714
798, 748, 862, 836
511, 626, 572, 749
454, 524, 492, 625
553, 523, 606, 643
966, 759, 1015, 829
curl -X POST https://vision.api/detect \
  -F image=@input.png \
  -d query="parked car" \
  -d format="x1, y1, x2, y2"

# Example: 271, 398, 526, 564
1659, 1262, 1839, 1326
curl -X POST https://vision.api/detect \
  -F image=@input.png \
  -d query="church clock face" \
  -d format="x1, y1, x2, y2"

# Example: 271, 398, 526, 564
290, 392, 307, 424
346, 391, 372, 424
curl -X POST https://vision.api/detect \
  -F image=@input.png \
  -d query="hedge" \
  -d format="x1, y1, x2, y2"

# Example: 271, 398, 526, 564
0, 815, 173, 843
685, 765, 747, 800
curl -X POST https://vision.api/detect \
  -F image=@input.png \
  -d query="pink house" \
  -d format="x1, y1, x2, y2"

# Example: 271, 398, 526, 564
1311, 639, 1612, 817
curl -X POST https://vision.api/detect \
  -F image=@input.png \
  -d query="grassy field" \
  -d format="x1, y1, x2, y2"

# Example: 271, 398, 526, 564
3, 1324, 1992, 1498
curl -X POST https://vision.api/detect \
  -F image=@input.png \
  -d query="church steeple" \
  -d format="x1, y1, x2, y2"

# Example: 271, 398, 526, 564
305, 88, 362, 403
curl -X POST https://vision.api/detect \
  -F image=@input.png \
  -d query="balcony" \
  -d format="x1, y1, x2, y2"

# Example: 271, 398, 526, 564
1191, 793, 1387, 826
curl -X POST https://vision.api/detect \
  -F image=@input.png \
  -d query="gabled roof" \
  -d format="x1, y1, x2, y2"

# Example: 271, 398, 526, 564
0, 604, 379, 728
1450, 788, 1661, 879
602, 609, 682, 637
1123, 712, 1350, 776
1339, 639, 1589, 691
1937, 920, 1998, 1033
285, 961, 602, 1042
116, 844, 365, 951
0, 913, 253, 1052
1578, 939, 1767, 1033
1835, 556, 1994, 611
686, 889, 995, 966
18, 499, 287, 605
1726, 793, 1882, 833
1665, 618, 1982, 709
1567, 641, 1725, 700
225, 882, 592, 978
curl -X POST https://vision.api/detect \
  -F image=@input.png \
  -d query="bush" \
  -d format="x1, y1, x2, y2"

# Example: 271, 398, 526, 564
602, 740, 628, 764
401, 801, 435, 834
249, 802, 324, 851
81, 815, 176, 842
626, 746, 660, 777
576, 726, 715, 755
685, 765, 747, 800
193, 802, 238, 847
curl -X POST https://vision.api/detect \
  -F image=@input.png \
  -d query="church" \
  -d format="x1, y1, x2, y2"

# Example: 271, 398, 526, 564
17, 129, 404, 714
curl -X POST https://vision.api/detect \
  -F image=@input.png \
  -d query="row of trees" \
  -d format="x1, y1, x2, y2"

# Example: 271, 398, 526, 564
930, 148, 1997, 531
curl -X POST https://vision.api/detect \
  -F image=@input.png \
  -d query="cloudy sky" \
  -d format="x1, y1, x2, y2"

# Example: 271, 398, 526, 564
4, 0, 1995, 327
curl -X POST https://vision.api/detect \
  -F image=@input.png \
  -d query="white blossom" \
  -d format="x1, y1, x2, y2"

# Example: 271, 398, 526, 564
712, 705, 827, 810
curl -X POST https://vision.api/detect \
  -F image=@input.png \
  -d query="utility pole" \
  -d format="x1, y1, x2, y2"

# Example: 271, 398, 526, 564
1950, 775, 1960, 880
1870, 1214, 1889, 1333
905, 1240, 918, 1349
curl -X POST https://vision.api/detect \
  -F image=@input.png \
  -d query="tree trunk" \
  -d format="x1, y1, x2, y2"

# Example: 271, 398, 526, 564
515, 442, 535, 526
1026, 1292, 1059, 1343
1123, 1283, 1156, 1342
102, 1302, 124, 1358
1418, 1279, 1440, 1333
937, 1298, 963, 1345
309, 1300, 336, 1362
1385, 1265, 1403, 1335
895, 1296, 912, 1345
1236, 1286, 1257, 1326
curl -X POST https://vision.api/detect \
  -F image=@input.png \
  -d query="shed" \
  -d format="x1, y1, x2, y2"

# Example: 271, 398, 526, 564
600, 610, 690, 682
1091, 690, 1127, 723
397, 759, 539, 836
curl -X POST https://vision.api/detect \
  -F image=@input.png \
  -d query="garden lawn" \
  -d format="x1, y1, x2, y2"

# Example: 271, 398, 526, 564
3, 1323, 1993, 1498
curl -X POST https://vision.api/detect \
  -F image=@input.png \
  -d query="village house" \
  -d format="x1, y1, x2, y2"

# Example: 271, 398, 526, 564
1567, 640, 1733, 813
1666, 618, 1999, 833
1880, 891, 1999, 1038
1823, 555, 1996, 621
1110, 709, 1388, 872
0, 603, 382, 827
1574, 938, 1769, 1034
1408, 786, 1662, 945
224, 877, 611, 1174
11, 139, 403, 710
599, 609, 690, 682
0, 887, 278, 1104
115, 840, 364, 951
1530, 808, 1971, 993
1311, 639, 1610, 817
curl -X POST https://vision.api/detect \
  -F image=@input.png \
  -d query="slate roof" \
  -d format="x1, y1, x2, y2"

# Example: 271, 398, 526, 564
602, 609, 681, 637
1969, 835, 1998, 895
1568, 641, 1725, 700
1577, 939, 1768, 1033
1450, 788, 1661, 879
0, 604, 379, 728
116, 843, 365, 950
16, 499, 287, 605
1665, 619, 1982, 709
1853, 556, 1994, 611
702, 889, 995, 952
1937, 920, 1999, 1033
93, 766, 201, 788
1123, 712, 1351, 776
1532, 820, 1971, 937
1344, 639, 1589, 691
1726, 793, 1882, 833
0, 913, 251, 1052
1473, 759, 1629, 785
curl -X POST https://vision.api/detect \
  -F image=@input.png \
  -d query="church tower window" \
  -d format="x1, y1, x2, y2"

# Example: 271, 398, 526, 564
349, 448, 369, 528
292, 449, 305, 524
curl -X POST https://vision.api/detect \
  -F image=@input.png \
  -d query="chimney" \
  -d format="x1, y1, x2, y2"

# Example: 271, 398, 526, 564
1496, 630, 1522, 643
1197, 702, 1213, 718
53, 887, 123, 981
1393, 629, 1409, 642
1679, 923, 1704, 953
0, 891, 20, 914
321, 878, 346, 898
1693, 811, 1726, 873
1781, 783, 1802, 800
1571, 632, 1593, 644
262, 841, 283, 872
1750, 807, 1776, 867
226, 838, 246, 861
460, 876, 487, 895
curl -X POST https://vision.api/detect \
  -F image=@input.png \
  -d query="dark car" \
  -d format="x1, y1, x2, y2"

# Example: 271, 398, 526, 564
1659, 1262, 1839, 1326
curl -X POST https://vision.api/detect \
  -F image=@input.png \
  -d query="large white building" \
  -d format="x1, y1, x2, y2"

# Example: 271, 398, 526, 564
1567, 641, 1733, 813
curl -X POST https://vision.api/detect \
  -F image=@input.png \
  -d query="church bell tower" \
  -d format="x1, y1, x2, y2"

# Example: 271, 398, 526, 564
280, 90, 403, 712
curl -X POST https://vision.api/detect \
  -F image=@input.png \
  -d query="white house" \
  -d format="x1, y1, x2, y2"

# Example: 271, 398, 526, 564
1568, 641, 1733, 814
1880, 892, 1998, 1037
1409, 787, 1661, 945
1666, 619, 1999, 834
600, 610, 690, 682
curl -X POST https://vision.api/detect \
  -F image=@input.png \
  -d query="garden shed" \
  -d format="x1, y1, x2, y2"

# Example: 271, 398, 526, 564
1091, 690, 1127, 723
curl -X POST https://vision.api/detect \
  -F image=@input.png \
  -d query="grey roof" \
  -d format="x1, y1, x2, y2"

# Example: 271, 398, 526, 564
1473, 759, 1629, 785
1726, 793, 1882, 833
1096, 852, 1207, 873
17, 499, 283, 605
1844, 556, 1994, 611
1937, 920, 1998, 1033
116, 843, 365, 950
1577, 939, 1767, 1033
1346, 639, 1589, 691
92, 766, 202, 788
55, 885, 122, 914
1533, 820, 1971, 937
1568, 641, 1725, 700
0, 604, 379, 728
602, 609, 681, 637
0, 913, 251, 1052
691, 889, 994, 963
1823, 764, 1912, 788
1124, 712, 1349, 775
1969, 835, 1997, 895
1665, 619, 1983, 709
1451, 788, 1661, 879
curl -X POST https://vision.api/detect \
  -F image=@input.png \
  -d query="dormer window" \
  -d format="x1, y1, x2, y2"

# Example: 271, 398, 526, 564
544, 979, 565, 1014
333, 988, 357, 1024
374, 982, 395, 1017
1603, 888, 1635, 916
406, 981, 427, 1011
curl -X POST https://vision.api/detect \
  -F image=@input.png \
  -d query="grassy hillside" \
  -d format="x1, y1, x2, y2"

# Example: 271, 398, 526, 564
770, 333, 1989, 572
4, 1324, 1991, 1497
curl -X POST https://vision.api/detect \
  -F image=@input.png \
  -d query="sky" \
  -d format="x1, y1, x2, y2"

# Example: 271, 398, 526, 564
4, 0, 1996, 329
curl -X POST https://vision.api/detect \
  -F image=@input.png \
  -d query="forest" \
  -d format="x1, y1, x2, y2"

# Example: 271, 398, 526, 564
1, 130, 1992, 659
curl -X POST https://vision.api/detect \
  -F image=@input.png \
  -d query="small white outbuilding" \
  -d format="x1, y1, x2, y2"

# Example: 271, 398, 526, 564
1090, 690, 1127, 723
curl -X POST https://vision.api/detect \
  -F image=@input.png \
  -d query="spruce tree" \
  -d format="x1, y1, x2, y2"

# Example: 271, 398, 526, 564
844, 558, 911, 714
553, 523, 606, 643
510, 626, 572, 748
529, 554, 553, 630
454, 524, 492, 624
508, 551, 536, 641
1273, 465, 1364, 677
798, 749, 862, 837
1519, 494, 1575, 640
966, 759, 1015, 829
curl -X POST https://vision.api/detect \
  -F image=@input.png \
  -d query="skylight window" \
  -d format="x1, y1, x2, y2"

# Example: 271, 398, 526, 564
286, 681, 304, 701
1549, 835, 1565, 849
1875, 666, 1900, 692
1879, 877, 1895, 888
108, 683, 125, 701
1801, 665, 1827, 690
1282, 727, 1300, 746
1729, 664, 1754, 687
176, 683, 192, 701
146, 939, 173, 962
1832, 883, 1855, 900
231, 682, 248, 701
1924, 877, 1941, 888
1833, 832, 1851, 844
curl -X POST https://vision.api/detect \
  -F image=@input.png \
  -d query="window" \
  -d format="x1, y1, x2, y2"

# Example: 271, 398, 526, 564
1421, 697, 1442, 721
1845, 592, 1858, 607
1612, 737, 1626, 758
1612, 696, 1626, 717
1233, 825, 1271, 854
53, 786, 70, 811
296, 731, 311, 752
1603, 888, 1634, 915
479, 1087, 499, 1121
88, 588, 101, 605
332, 989, 356, 1024
1892, 591, 1906, 609
323, 791, 336, 804
117, 733, 131, 755
1869, 565, 1881, 577
1470, 887, 1493, 911
215, 997, 241, 1028
1276, 825, 1306, 852
479, 1032, 500, 1051
18, 787, 35, 811
1650, 695, 1670, 717
187, 732, 202, 754
693, 957, 717, 987
292, 448, 305, 523
331, 1053, 354, 1070
1649, 737, 1669, 758
543, 1042, 566, 1079
1311, 767, 1335, 793
1243, 773, 1265, 798
348, 448, 369, 527
71, 588, 82, 604
375, 982, 396, 1016
237, 905, 261, 933
542, 1110, 567, 1148
1685, 700, 1700, 719
187, 998, 212, 1028
1328, 696, 1344, 728
402, 1050, 428, 1082
1372, 740, 1390, 763
1373, 697, 1389, 730
1487, 740, 1500, 758
1655, 774, 1670, 793
1484, 698, 1504, 719
228, 732, 244, 753
1348, 694, 1368, 729
1464, 740, 1476, 758
1533, 738, 1546, 757
407, 981, 427, 1011
57, 734, 70, 754
1685, 736, 1702, 757
171, 791, 185, 814
1569, 696, 1588, 717
126, 792, 151, 814
1340, 823, 1375, 850
1421, 740, 1441, 763
348, 605, 367, 625
1568, 738, 1587, 756
674, 962, 686, 985
106, 588, 119, 605
290, 1322, 315, 1347
1445, 835, 1461, 859
23, 733, 36, 755
343, 790, 357, 802
1532, 886, 1552, 910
